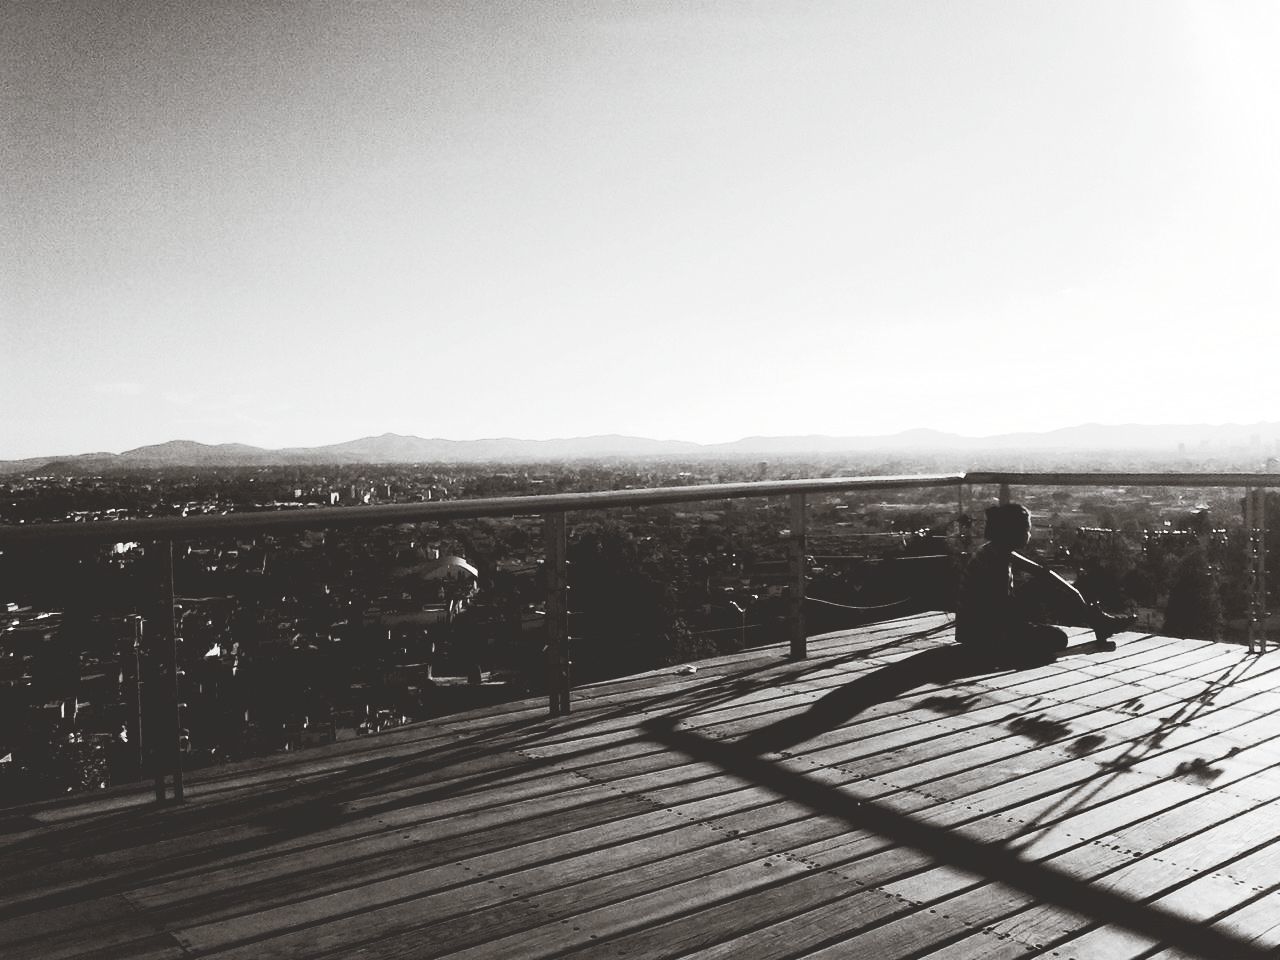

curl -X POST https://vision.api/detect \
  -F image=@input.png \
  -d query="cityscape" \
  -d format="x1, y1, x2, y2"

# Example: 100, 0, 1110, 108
3, 435, 1277, 803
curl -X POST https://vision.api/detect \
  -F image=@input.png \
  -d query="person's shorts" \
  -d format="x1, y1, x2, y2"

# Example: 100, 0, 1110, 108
957, 620, 1068, 656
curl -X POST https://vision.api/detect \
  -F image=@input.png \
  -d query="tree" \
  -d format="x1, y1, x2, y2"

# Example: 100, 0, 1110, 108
567, 525, 692, 679
1162, 547, 1224, 640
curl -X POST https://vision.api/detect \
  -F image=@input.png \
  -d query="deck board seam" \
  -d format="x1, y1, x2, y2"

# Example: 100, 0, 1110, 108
5, 642, 1254, 936
832, 660, 1280, 783
9, 789, 676, 933
518, 633, 1226, 762
674, 664, 1272, 823
753, 779, 1265, 959
14, 619, 1280, 960
853, 777, 1280, 955
1023, 849, 1280, 958
627, 688, 1280, 953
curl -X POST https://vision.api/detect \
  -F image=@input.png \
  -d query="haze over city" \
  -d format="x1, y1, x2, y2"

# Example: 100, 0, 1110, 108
5, 1, 1278, 459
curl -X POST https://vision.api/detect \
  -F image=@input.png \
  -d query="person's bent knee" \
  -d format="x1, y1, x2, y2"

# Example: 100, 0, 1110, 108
1024, 624, 1068, 652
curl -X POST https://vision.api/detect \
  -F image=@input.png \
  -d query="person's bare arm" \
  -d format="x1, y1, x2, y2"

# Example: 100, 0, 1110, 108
1012, 550, 1089, 608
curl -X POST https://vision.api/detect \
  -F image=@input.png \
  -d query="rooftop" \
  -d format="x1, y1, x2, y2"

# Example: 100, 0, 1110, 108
4, 612, 1280, 960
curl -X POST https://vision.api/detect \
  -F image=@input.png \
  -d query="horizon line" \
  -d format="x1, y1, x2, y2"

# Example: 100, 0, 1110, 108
7, 419, 1280, 464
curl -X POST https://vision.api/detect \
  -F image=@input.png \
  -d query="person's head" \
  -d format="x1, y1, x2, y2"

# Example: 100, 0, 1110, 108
984, 503, 1031, 548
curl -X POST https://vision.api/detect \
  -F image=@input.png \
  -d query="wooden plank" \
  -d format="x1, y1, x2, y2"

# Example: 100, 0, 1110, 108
876, 735, 1280, 915
6, 622, 1280, 960
583, 660, 1249, 875
562, 614, 954, 703
110, 627, 1218, 911
337, 831, 924, 960
7, 655, 1249, 911
186, 813, 875, 959
130, 770, 715, 912
865, 667, 1280, 813
1144, 888, 1280, 959
124, 792, 660, 919
170, 803, 686, 931
618, 635, 1115, 731
879, 726, 1280, 893
786, 907, 985, 960
0, 894, 187, 960
650, 691, 1280, 960
662, 634, 1188, 754
678, 887, 964, 960
1, 751, 631, 914
800, 683, 1223, 798
701, 642, 1239, 793
335, 647, 1274, 960
137, 763, 830, 937
915, 930, 1037, 960
868, 780, 1280, 958
554, 865, 914, 960
0, 744, 559, 894
334, 855, 817, 959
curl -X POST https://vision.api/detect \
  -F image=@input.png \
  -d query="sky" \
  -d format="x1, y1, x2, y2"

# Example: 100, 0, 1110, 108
3, 1, 1279, 459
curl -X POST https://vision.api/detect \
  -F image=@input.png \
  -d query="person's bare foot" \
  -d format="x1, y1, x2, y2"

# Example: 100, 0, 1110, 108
1090, 606, 1136, 643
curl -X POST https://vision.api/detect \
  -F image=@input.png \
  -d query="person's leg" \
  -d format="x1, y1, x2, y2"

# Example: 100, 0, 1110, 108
1010, 621, 1069, 660
1023, 584, 1134, 643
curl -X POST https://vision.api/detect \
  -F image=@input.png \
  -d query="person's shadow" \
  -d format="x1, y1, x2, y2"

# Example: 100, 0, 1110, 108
739, 640, 1108, 756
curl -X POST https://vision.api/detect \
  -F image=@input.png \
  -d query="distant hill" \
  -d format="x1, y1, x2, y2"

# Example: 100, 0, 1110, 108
709, 423, 1280, 455
5, 422, 1280, 473
303, 433, 703, 463
121, 440, 281, 465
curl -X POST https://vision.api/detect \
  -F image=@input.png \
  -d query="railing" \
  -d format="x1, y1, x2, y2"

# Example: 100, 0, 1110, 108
2, 470, 1278, 804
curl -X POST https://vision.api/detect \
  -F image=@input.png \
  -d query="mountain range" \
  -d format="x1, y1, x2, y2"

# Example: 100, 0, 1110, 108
4, 422, 1280, 473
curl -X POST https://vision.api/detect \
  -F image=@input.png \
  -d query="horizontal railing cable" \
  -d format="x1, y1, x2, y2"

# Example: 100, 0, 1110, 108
806, 594, 913, 612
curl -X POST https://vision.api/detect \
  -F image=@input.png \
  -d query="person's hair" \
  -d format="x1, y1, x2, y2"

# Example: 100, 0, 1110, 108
984, 503, 1031, 544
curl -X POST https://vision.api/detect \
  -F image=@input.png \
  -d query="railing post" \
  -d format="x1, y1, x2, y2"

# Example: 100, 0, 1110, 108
544, 512, 570, 715
1246, 489, 1259, 654
1246, 488, 1268, 654
128, 615, 145, 783
166, 541, 184, 801
139, 615, 163, 802
999, 482, 1011, 506
1254, 491, 1264, 660
788, 493, 807, 660
150, 540, 185, 802
148, 548, 165, 801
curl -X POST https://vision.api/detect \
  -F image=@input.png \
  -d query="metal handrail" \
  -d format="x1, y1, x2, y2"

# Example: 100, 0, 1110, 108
6, 471, 1280, 545
966, 471, 1280, 488
0, 474, 965, 544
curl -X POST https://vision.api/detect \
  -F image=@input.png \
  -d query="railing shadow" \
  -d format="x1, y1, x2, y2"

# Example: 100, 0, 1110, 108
0, 618, 956, 924
337, 616, 961, 817
1004, 652, 1268, 843
641, 713, 1271, 959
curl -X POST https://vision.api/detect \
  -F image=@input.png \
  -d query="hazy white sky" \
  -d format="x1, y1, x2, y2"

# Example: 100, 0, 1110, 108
3, 1, 1278, 458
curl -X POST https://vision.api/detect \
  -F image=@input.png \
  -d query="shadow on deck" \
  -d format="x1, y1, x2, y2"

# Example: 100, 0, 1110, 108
4, 611, 1280, 960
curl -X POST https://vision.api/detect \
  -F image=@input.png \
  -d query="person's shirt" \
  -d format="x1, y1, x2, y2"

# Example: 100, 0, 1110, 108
956, 541, 1015, 642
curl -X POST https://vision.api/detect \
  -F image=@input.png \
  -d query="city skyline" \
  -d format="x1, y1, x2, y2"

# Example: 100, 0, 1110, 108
7, 418, 1280, 468
5, 2, 1279, 459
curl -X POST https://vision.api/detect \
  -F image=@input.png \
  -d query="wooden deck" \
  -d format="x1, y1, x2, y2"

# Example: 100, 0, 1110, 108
5, 612, 1280, 960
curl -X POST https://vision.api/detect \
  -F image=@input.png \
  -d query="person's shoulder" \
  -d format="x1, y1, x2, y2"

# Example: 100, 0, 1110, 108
972, 542, 1010, 565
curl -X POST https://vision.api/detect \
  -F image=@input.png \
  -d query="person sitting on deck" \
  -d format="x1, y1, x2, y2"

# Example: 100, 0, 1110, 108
956, 502, 1133, 658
